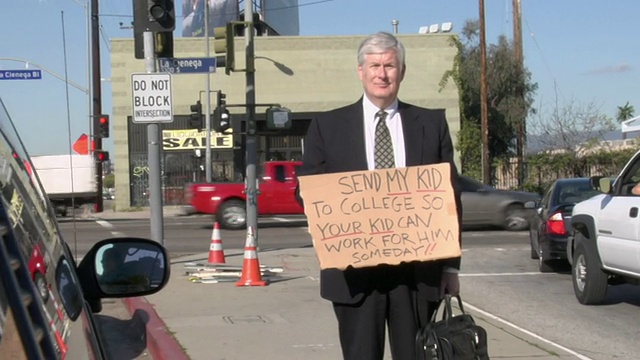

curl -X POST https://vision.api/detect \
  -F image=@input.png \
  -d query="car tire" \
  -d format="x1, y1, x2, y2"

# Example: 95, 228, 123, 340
503, 204, 528, 231
217, 200, 246, 230
34, 272, 49, 303
572, 238, 608, 305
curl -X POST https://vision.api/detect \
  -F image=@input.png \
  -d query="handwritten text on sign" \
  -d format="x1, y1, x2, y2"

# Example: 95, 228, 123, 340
298, 163, 460, 270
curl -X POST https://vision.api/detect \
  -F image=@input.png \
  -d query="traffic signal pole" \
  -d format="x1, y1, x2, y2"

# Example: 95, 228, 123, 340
91, 0, 104, 212
204, 2, 213, 183
244, 2, 258, 243
144, 31, 165, 245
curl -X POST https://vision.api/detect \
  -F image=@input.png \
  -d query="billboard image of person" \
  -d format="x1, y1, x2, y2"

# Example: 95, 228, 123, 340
182, 0, 238, 37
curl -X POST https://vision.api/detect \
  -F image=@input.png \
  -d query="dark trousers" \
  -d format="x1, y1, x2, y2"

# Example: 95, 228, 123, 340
333, 284, 439, 360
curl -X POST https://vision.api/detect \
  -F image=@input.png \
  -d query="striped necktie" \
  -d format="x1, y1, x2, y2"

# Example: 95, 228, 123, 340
374, 110, 394, 169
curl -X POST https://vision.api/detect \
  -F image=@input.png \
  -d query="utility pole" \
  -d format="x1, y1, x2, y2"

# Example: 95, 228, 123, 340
479, 0, 490, 185
513, 0, 525, 187
91, 0, 104, 212
245, 1, 259, 242
205, 3, 213, 183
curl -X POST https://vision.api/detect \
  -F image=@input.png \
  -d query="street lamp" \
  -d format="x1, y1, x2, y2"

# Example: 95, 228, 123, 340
70, 0, 93, 148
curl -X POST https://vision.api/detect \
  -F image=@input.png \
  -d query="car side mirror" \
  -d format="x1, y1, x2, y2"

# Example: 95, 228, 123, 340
589, 176, 611, 193
77, 237, 170, 312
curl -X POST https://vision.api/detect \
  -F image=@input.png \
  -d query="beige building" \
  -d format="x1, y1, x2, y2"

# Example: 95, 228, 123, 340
109, 33, 461, 210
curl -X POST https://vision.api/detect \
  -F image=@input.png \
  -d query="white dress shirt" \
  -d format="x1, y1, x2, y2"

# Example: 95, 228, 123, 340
362, 96, 406, 170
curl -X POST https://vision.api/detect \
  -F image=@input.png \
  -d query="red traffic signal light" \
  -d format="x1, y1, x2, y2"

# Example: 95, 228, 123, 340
96, 114, 109, 138
94, 150, 109, 163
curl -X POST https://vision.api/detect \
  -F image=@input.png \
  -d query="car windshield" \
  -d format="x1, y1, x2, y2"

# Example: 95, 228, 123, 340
459, 176, 494, 192
556, 180, 601, 205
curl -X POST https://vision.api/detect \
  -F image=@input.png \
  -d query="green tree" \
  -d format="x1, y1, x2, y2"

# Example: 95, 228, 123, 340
616, 101, 635, 140
442, 20, 538, 180
616, 101, 635, 123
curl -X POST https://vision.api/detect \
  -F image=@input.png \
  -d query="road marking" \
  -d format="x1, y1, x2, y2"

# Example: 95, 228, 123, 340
461, 272, 543, 277
96, 220, 113, 229
95, 220, 124, 237
467, 232, 528, 237
463, 302, 594, 360
270, 217, 307, 223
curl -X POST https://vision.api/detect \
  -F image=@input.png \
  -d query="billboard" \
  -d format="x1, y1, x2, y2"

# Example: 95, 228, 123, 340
181, 0, 300, 37
263, 0, 300, 36
182, 0, 239, 37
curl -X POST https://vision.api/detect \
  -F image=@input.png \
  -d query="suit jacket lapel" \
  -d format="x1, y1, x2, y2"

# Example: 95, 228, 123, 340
344, 99, 368, 170
399, 102, 423, 166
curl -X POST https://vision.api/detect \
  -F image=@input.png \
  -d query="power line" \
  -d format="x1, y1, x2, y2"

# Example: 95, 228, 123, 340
523, 17, 564, 104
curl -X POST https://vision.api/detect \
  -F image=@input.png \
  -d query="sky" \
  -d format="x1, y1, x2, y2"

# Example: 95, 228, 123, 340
1, 0, 638, 156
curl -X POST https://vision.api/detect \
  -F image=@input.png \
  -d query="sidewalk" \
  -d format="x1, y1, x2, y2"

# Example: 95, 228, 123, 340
110, 248, 584, 360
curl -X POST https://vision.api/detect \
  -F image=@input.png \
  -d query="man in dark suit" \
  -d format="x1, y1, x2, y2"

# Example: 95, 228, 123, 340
297, 32, 462, 360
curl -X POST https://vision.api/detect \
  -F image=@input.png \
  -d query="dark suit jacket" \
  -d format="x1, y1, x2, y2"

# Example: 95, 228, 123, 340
298, 98, 462, 304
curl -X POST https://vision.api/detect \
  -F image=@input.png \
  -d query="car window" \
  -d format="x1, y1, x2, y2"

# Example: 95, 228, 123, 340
557, 181, 601, 204
541, 184, 553, 207
0, 98, 79, 357
273, 165, 285, 182
458, 176, 492, 193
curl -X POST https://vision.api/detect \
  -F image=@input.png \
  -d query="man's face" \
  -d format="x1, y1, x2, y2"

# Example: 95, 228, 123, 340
358, 50, 405, 109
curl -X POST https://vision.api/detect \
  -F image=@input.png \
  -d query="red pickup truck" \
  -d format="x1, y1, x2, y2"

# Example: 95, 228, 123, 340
184, 161, 304, 229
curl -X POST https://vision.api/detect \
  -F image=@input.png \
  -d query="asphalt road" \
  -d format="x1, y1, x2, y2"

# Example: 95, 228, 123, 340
58, 215, 640, 359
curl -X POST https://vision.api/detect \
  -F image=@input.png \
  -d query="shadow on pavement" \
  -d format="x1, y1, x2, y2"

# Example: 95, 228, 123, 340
95, 307, 150, 360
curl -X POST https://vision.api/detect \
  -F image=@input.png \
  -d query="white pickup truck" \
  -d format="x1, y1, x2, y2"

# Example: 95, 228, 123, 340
31, 154, 97, 216
568, 149, 640, 304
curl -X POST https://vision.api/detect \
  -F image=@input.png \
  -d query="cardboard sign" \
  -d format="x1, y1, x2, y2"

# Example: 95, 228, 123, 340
298, 163, 460, 270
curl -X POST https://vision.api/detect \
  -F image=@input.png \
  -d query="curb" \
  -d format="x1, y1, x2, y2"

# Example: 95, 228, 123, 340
123, 297, 188, 360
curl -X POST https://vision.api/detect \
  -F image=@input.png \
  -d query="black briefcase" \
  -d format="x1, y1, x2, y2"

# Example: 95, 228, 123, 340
415, 294, 489, 360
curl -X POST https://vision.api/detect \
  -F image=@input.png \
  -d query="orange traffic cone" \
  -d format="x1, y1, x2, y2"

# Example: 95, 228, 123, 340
235, 227, 267, 287
208, 222, 226, 264
42, 303, 68, 358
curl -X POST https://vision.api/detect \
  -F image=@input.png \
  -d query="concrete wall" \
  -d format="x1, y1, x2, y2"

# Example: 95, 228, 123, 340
110, 33, 460, 210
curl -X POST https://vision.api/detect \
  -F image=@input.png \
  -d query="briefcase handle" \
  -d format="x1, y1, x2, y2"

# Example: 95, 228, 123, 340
430, 294, 467, 325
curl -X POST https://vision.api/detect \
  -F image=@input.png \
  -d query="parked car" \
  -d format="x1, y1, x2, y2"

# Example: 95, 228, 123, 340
458, 176, 540, 231
0, 97, 170, 359
526, 178, 601, 272
569, 149, 640, 305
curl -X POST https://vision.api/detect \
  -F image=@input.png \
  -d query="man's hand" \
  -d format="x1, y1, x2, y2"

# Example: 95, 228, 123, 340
440, 271, 460, 298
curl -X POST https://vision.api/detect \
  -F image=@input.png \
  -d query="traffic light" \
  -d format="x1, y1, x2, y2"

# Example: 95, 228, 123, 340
213, 23, 235, 75
133, 0, 175, 59
213, 106, 231, 133
154, 31, 173, 58
213, 91, 230, 133
94, 150, 109, 163
133, 0, 175, 33
266, 107, 292, 130
217, 91, 226, 107
96, 114, 109, 138
190, 101, 203, 131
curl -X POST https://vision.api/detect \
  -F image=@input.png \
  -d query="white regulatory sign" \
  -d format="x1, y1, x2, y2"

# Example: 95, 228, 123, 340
131, 73, 173, 123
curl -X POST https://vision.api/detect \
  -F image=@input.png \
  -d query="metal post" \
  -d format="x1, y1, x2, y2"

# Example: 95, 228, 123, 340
144, 31, 165, 245
205, 2, 212, 183
391, 20, 399, 34
91, 0, 104, 212
245, 1, 258, 242
82, 1, 92, 155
